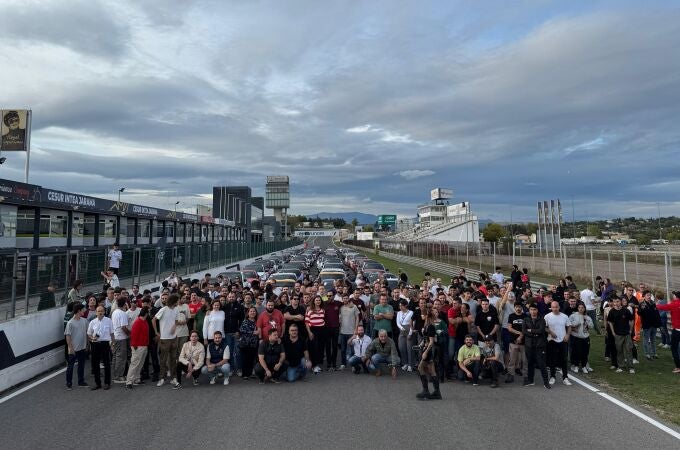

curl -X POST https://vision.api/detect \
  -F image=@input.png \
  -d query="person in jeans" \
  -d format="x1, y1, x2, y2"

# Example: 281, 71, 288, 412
347, 325, 372, 374
153, 294, 179, 387
480, 334, 503, 388
126, 307, 150, 389
607, 297, 635, 374
64, 303, 88, 390
505, 302, 527, 383
324, 294, 342, 371
637, 290, 661, 360
201, 331, 231, 385
283, 324, 311, 382
365, 329, 399, 378
87, 306, 114, 390
338, 294, 360, 370
396, 299, 415, 372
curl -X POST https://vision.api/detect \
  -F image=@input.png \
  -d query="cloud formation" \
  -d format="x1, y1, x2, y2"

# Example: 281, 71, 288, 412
0, 1, 678, 221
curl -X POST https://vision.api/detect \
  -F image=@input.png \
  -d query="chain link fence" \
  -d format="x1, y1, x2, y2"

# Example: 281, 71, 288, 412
347, 239, 678, 295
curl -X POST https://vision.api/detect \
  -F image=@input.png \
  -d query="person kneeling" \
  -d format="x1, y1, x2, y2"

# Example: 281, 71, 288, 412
283, 324, 312, 382
201, 331, 231, 386
347, 325, 372, 374
365, 329, 400, 378
457, 335, 481, 385
480, 335, 504, 388
174, 330, 205, 389
255, 329, 286, 384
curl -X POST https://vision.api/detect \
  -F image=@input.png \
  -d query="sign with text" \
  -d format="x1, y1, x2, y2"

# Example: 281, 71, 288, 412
1, 109, 30, 151
294, 230, 338, 237
377, 215, 396, 225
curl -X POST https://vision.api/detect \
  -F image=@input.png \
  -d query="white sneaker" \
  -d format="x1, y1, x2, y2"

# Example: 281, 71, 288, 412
156, 379, 165, 387
604, 357, 610, 362
223, 377, 229, 386
556, 368, 562, 374
340, 365, 346, 370
629, 369, 635, 374
171, 378, 178, 386
549, 377, 556, 385
401, 364, 408, 371
570, 365, 578, 373
615, 368, 623, 373
209, 377, 216, 385
586, 363, 593, 372
609, 366, 616, 370
563, 378, 572, 386
632, 359, 639, 365
664, 344, 670, 349
407, 366, 413, 372
582, 367, 589, 374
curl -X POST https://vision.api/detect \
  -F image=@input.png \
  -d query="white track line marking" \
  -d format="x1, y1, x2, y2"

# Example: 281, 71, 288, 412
570, 374, 680, 440
0, 368, 66, 405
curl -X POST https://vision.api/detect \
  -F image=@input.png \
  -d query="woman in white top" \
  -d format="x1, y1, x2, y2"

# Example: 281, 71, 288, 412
396, 299, 415, 372
203, 300, 225, 345
569, 303, 594, 374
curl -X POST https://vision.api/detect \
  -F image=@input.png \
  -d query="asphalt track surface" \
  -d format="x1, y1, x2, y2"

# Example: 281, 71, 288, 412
1, 361, 679, 450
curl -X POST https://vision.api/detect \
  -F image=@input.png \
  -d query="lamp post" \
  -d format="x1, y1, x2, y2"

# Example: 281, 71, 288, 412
118, 187, 126, 203
175, 201, 180, 213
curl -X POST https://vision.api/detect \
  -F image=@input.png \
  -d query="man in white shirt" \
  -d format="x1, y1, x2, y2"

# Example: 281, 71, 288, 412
87, 306, 114, 390
107, 243, 122, 275
544, 301, 572, 386
111, 298, 130, 383
580, 287, 600, 334
491, 267, 505, 285
153, 294, 179, 387
347, 325, 372, 374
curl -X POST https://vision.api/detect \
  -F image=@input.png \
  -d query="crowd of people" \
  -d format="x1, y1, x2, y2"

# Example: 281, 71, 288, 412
62, 255, 680, 401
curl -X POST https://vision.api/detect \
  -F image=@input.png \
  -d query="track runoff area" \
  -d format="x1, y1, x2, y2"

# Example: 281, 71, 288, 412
0, 237, 678, 449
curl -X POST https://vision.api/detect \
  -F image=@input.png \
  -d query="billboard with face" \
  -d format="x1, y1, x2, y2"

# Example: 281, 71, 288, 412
1, 109, 30, 151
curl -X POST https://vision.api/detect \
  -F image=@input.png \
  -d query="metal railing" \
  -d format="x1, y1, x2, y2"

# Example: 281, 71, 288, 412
0, 239, 301, 322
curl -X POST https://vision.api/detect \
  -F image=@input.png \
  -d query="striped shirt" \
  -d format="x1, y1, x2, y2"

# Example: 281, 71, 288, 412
305, 308, 325, 328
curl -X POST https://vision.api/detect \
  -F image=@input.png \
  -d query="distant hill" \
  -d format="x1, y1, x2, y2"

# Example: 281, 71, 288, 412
310, 212, 378, 225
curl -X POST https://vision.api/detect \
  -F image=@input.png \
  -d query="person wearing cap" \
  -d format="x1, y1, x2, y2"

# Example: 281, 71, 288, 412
522, 304, 551, 389
64, 303, 88, 390
655, 291, 680, 373
457, 335, 481, 385
480, 334, 503, 388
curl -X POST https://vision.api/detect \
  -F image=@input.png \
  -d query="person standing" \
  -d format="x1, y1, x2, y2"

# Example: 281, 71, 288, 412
522, 304, 551, 389
153, 294, 179, 387
203, 299, 225, 345
416, 304, 441, 400
580, 286, 599, 334
505, 302, 527, 383
396, 299, 415, 372
656, 291, 680, 373
64, 303, 88, 389
238, 307, 260, 380
107, 243, 122, 275
222, 292, 244, 375
324, 294, 342, 371
110, 298, 130, 384
544, 301, 572, 386
126, 307, 150, 389
339, 294, 360, 370
87, 306, 114, 390
607, 297, 635, 374
305, 296, 327, 374
569, 303, 594, 374
637, 290, 662, 360
372, 294, 395, 338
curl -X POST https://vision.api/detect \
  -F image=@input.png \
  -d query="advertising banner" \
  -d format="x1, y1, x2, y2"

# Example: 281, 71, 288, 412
1, 109, 30, 151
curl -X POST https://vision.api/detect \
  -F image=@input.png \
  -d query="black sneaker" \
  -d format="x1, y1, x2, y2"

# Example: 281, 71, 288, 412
90, 385, 101, 391
515, 369, 522, 376
172, 382, 183, 390
133, 380, 144, 385
428, 390, 442, 400
271, 378, 281, 384
66, 384, 72, 391
78, 382, 89, 388
543, 381, 551, 389
505, 374, 514, 384
125, 384, 133, 390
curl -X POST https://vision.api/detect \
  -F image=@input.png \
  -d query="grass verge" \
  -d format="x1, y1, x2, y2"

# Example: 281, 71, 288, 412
344, 244, 680, 426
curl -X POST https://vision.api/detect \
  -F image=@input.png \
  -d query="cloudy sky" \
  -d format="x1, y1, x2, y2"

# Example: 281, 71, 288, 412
1, 0, 678, 221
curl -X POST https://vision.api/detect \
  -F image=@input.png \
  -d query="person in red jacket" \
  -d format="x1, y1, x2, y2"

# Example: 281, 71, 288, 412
126, 307, 150, 389
256, 300, 284, 343
657, 291, 680, 373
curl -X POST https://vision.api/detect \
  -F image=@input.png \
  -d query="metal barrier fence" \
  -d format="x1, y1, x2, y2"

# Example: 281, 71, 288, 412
0, 239, 301, 322
346, 239, 679, 295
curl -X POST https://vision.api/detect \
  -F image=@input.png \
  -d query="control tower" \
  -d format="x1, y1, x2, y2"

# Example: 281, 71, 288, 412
265, 175, 290, 238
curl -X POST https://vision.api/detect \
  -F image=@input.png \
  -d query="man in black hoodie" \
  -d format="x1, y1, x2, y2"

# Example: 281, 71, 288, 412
522, 304, 550, 389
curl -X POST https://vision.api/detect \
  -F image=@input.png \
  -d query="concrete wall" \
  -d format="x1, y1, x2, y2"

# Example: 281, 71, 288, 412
0, 245, 302, 393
